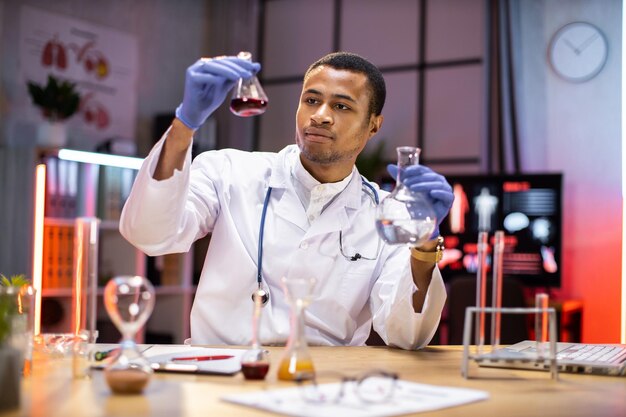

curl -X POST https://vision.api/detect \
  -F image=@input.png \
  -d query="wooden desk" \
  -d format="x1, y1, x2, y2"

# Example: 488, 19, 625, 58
7, 346, 626, 417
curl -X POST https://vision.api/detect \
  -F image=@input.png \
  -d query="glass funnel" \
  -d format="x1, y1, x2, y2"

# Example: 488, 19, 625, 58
376, 146, 437, 248
103, 275, 155, 395
240, 288, 270, 380
277, 277, 316, 381
230, 51, 268, 117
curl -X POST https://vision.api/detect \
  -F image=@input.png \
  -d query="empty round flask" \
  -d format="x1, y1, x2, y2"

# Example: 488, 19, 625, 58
376, 147, 437, 248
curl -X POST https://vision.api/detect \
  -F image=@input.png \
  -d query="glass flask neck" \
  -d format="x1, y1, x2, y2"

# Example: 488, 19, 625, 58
251, 292, 263, 349
287, 304, 306, 349
395, 146, 420, 187
237, 51, 252, 61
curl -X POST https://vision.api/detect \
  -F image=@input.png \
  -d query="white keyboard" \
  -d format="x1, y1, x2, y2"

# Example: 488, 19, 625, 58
557, 345, 626, 364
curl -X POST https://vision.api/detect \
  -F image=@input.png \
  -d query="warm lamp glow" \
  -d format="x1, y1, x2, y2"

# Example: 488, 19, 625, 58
73, 224, 85, 335
32, 163, 46, 335
622, 1, 626, 344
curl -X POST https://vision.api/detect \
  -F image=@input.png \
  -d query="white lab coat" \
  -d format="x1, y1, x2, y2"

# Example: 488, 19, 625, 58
120, 134, 446, 349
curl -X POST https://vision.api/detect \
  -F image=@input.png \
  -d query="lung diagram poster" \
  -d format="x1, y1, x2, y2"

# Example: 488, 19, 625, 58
19, 6, 138, 143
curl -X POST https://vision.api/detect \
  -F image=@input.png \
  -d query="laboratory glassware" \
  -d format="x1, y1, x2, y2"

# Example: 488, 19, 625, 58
491, 230, 505, 348
103, 275, 155, 394
535, 292, 550, 356
240, 288, 270, 380
230, 51, 268, 117
277, 277, 316, 381
475, 231, 488, 352
71, 217, 100, 379
376, 146, 437, 248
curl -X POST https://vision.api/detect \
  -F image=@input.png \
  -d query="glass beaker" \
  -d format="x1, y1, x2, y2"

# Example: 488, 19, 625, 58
240, 289, 270, 380
375, 146, 437, 248
0, 285, 36, 377
230, 51, 268, 117
103, 276, 155, 395
277, 277, 316, 381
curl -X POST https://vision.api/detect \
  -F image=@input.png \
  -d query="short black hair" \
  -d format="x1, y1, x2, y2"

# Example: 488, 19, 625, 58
304, 52, 386, 116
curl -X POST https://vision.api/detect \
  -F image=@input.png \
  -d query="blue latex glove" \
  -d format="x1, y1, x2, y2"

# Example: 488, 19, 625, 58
175, 56, 261, 130
387, 164, 454, 238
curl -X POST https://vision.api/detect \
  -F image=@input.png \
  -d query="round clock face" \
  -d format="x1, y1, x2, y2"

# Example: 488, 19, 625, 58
549, 22, 608, 82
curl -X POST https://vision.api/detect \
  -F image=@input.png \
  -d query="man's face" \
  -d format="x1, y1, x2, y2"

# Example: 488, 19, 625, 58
295, 66, 382, 179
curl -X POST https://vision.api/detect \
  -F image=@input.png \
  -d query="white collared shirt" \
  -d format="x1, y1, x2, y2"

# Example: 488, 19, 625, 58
291, 155, 353, 223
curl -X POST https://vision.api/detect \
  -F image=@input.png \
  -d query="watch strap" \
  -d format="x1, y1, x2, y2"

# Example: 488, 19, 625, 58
410, 236, 445, 263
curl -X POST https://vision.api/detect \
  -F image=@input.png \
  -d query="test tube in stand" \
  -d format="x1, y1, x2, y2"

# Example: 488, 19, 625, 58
535, 293, 549, 357
71, 217, 100, 378
475, 231, 489, 352
490, 231, 505, 348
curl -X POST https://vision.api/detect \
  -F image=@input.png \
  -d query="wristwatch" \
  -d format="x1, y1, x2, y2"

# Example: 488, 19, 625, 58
410, 236, 445, 264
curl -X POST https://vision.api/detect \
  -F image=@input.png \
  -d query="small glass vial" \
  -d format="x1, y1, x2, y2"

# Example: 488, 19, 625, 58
376, 146, 437, 248
230, 51, 269, 117
240, 289, 270, 380
277, 277, 316, 381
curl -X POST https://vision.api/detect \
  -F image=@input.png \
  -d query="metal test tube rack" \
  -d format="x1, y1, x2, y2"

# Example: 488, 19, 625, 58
461, 306, 559, 379
461, 230, 559, 380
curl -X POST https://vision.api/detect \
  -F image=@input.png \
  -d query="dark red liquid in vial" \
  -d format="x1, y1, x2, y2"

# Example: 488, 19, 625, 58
241, 362, 270, 380
230, 97, 268, 117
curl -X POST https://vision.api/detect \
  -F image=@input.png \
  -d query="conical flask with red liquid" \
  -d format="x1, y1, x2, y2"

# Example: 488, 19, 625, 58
230, 51, 268, 117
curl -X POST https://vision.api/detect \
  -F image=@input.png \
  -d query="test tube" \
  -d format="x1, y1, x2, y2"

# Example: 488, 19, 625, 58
475, 231, 489, 351
491, 231, 504, 348
71, 217, 100, 378
535, 292, 549, 357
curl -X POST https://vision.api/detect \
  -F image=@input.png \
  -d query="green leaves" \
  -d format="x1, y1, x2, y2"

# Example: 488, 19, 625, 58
0, 275, 30, 345
27, 75, 81, 121
0, 274, 29, 288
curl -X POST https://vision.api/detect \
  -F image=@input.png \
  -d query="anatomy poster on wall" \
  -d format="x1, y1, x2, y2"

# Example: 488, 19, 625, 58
19, 6, 138, 143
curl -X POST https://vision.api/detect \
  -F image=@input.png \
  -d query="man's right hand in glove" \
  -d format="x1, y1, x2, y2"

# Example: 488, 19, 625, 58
154, 56, 260, 181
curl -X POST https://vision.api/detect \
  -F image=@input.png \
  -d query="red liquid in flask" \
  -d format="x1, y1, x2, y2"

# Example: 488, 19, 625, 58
241, 362, 270, 380
230, 97, 268, 117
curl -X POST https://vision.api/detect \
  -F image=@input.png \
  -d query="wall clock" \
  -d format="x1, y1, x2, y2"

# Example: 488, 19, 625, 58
548, 22, 608, 82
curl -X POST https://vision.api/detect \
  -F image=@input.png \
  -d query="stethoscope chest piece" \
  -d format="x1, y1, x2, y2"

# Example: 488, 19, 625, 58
251, 286, 270, 306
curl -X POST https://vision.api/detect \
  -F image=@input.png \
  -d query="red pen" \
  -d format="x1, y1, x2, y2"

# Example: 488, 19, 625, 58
171, 355, 234, 361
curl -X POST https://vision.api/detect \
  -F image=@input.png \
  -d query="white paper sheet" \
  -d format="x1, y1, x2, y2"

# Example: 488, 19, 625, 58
142, 345, 245, 375
222, 379, 489, 417
92, 345, 245, 375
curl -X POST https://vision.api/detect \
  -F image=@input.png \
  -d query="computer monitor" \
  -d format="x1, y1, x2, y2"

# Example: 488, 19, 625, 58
438, 173, 562, 288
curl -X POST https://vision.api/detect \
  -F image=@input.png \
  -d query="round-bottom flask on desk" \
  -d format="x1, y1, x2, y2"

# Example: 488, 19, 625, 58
103, 276, 155, 395
277, 277, 316, 381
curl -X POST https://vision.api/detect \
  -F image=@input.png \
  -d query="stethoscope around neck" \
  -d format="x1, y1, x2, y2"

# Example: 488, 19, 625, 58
253, 178, 379, 306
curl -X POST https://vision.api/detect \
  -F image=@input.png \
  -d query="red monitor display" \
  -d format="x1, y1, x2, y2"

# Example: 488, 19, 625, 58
438, 173, 562, 288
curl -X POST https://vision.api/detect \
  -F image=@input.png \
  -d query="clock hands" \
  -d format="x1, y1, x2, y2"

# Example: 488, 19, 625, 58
563, 38, 580, 54
576, 32, 600, 53
562, 33, 600, 56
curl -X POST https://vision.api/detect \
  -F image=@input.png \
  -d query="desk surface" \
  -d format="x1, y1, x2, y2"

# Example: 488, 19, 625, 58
8, 345, 626, 417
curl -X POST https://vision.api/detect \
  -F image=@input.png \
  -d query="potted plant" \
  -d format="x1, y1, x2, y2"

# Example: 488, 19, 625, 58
27, 74, 81, 147
0, 274, 30, 411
